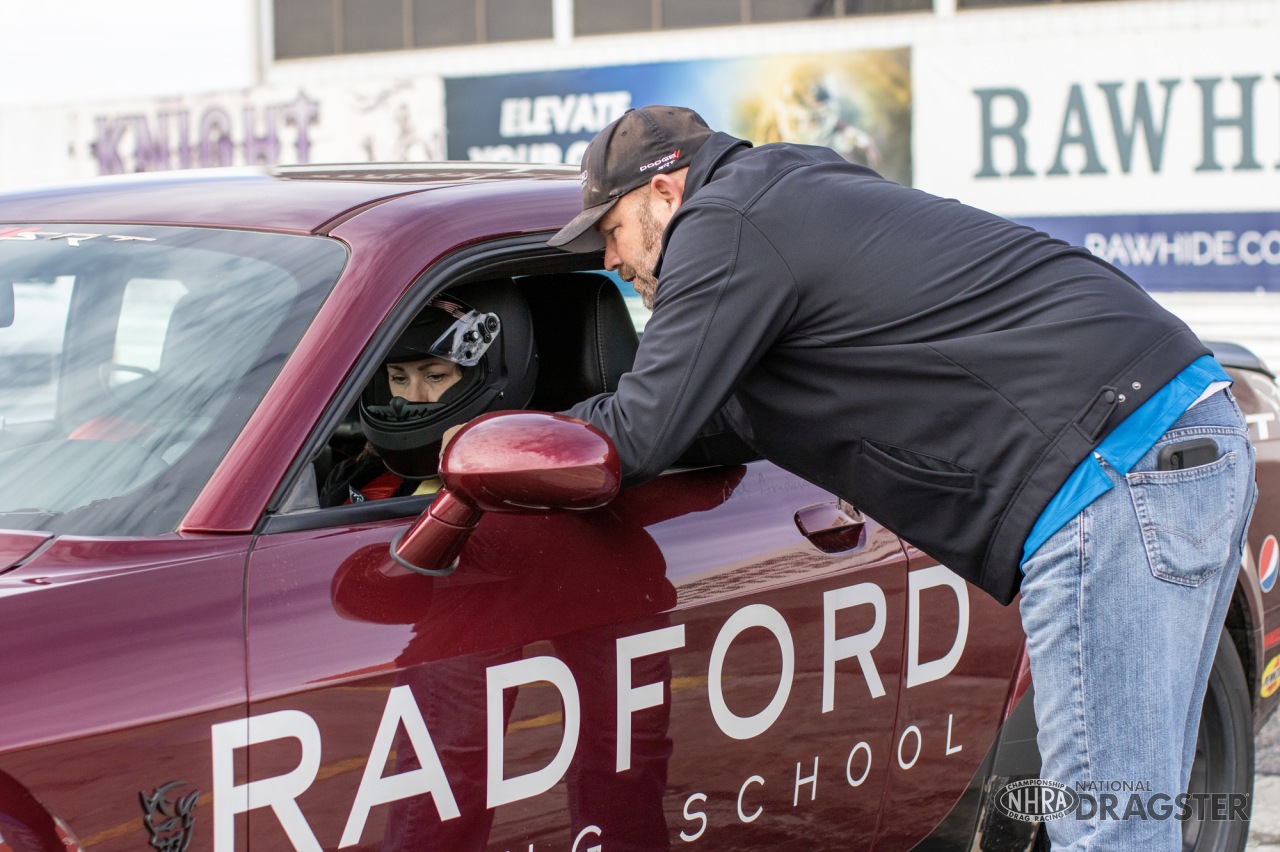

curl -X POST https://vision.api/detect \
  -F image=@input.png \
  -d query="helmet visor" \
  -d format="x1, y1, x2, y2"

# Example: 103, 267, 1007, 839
427, 298, 501, 367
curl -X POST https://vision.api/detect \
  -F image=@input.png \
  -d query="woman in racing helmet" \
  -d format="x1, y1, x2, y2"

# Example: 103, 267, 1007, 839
321, 278, 537, 505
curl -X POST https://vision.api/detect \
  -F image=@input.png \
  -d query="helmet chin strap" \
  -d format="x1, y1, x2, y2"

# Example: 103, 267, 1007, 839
371, 397, 448, 421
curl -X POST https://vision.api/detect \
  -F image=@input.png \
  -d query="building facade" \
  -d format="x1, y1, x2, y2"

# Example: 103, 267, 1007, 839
3, 0, 1279, 361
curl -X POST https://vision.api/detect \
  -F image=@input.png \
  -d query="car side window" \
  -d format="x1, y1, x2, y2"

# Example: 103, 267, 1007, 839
285, 270, 635, 518
281, 266, 743, 524
302, 276, 541, 514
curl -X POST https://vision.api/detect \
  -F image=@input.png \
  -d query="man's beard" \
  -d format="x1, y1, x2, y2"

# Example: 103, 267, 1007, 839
620, 199, 664, 310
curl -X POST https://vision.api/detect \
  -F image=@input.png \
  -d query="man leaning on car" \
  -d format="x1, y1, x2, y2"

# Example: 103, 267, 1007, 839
537, 105, 1259, 850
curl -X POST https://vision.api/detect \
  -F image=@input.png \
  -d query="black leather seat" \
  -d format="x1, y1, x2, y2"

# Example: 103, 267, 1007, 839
520, 273, 639, 411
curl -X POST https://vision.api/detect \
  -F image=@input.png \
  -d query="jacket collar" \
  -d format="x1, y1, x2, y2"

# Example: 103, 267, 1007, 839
683, 132, 752, 200
653, 132, 751, 277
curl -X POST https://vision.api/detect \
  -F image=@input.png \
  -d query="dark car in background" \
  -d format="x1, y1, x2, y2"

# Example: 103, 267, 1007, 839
0, 165, 1275, 851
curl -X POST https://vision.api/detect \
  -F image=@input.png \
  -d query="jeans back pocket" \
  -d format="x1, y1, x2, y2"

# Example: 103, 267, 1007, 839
1127, 446, 1243, 587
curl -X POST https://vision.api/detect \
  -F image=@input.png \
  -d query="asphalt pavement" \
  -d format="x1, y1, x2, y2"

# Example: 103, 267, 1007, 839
1248, 711, 1280, 850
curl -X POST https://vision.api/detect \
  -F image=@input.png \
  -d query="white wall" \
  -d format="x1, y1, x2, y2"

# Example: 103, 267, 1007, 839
2, 0, 1279, 362
913, 9, 1280, 215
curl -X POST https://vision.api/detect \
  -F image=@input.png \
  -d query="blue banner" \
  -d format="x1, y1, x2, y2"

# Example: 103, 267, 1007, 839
1019, 212, 1280, 292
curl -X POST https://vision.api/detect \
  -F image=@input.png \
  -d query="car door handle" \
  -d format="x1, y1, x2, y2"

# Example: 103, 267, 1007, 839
794, 499, 866, 554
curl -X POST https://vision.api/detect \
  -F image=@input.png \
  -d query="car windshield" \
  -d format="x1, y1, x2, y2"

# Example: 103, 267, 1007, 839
0, 225, 346, 536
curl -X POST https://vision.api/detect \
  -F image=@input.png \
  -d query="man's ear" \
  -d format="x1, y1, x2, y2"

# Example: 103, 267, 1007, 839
649, 171, 685, 212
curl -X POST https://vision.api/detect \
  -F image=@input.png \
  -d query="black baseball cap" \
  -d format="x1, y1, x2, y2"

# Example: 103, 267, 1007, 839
548, 105, 713, 253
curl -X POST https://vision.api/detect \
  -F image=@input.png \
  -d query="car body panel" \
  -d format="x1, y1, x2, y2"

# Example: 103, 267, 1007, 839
0, 165, 1272, 850
239, 462, 923, 848
0, 531, 51, 569
0, 536, 249, 851
1223, 362, 1280, 721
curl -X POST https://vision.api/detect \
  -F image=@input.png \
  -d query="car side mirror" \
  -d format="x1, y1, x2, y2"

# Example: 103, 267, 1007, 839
390, 410, 621, 576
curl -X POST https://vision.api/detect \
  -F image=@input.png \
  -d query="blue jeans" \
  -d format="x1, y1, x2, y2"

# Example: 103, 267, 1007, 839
1019, 389, 1257, 850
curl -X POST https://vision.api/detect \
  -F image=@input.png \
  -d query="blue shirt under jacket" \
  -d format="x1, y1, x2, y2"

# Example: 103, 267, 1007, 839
1021, 355, 1232, 565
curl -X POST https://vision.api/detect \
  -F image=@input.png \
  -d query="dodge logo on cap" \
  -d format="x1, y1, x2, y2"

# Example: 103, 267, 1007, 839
548, 106, 713, 253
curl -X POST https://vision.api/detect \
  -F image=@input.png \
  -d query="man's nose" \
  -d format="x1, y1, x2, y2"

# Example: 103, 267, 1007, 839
603, 245, 621, 272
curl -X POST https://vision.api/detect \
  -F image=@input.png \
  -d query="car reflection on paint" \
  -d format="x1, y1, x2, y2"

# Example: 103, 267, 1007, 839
0, 167, 1274, 852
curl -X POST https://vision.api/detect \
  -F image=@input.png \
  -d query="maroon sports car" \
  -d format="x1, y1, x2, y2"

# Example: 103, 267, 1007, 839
0, 164, 1276, 851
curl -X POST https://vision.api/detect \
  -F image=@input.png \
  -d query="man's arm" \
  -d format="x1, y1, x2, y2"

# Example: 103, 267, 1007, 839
567, 202, 796, 486
674, 396, 758, 467
571, 391, 759, 469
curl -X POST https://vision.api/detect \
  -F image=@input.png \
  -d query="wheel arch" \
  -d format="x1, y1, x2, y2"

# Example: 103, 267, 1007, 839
1227, 553, 1265, 717
0, 767, 69, 851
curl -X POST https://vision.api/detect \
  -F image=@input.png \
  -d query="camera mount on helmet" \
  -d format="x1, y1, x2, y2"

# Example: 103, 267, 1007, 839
423, 297, 501, 367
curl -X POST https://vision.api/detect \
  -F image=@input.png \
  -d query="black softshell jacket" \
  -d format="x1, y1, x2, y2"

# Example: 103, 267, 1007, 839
568, 133, 1209, 604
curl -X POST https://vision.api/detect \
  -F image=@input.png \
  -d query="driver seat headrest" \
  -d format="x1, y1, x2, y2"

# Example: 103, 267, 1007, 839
520, 273, 639, 411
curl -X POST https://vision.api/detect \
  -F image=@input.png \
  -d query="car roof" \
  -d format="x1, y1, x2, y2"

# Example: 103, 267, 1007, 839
0, 163, 581, 234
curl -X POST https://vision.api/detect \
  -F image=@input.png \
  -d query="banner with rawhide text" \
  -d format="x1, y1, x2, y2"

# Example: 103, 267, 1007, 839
913, 25, 1280, 219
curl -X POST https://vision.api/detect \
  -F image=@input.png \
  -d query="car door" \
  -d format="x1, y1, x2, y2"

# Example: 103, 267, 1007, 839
240, 467, 910, 851
233, 268, 914, 850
